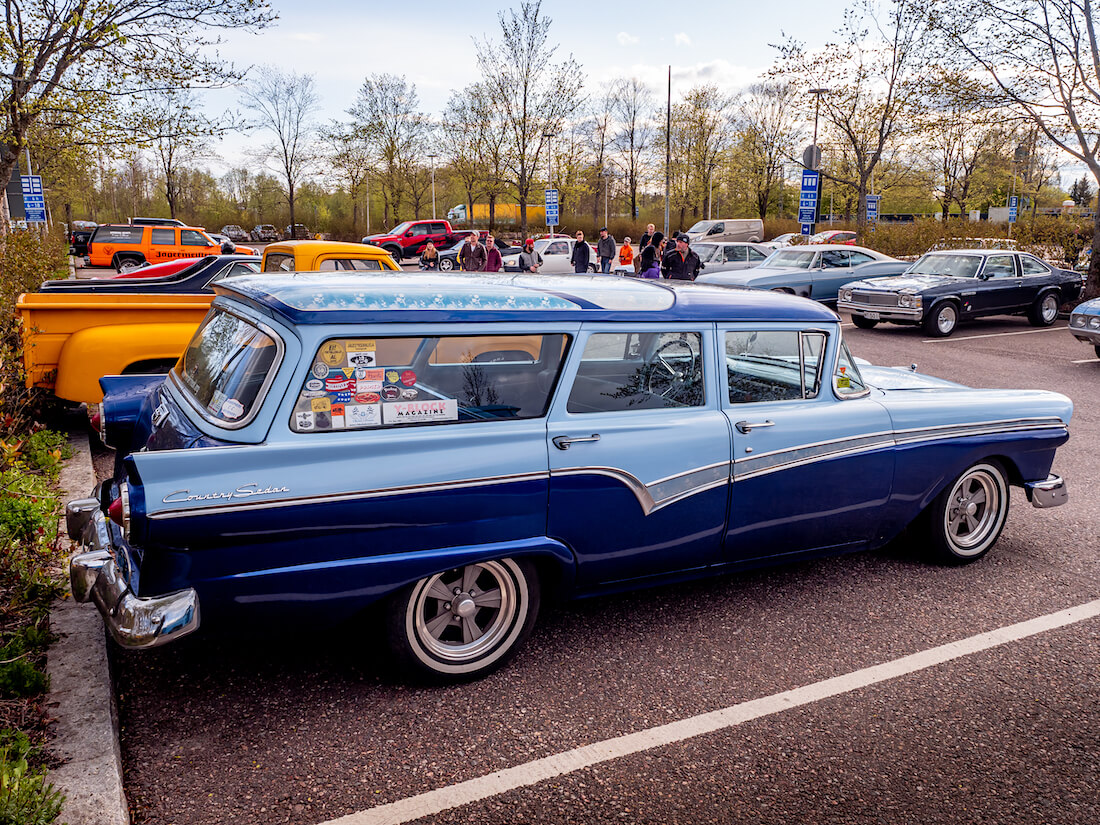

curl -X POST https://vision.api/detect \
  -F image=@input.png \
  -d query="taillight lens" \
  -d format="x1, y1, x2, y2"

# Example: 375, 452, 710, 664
107, 483, 130, 537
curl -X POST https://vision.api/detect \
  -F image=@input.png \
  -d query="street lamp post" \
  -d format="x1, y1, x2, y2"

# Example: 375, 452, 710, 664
428, 153, 437, 220
543, 132, 556, 233
809, 88, 828, 166
808, 88, 829, 232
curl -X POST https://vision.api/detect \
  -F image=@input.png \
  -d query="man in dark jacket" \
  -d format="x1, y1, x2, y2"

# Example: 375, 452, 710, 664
596, 227, 617, 273
571, 230, 591, 273
458, 232, 487, 271
661, 233, 702, 280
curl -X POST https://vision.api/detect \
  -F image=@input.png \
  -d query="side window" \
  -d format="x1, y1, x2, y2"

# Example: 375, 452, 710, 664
340, 258, 384, 270
263, 253, 295, 272
848, 251, 875, 265
725, 245, 747, 262
151, 228, 175, 245
726, 330, 825, 404
834, 341, 868, 397
95, 226, 144, 244
567, 331, 704, 414
747, 247, 768, 262
181, 230, 211, 247
820, 251, 850, 268
290, 334, 570, 432
1020, 256, 1050, 276
548, 241, 568, 255
983, 255, 1016, 278
430, 223, 448, 234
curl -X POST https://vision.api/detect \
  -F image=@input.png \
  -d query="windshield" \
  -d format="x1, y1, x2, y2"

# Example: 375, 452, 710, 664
761, 250, 817, 269
390, 222, 412, 235
687, 221, 716, 234
174, 309, 281, 427
909, 253, 982, 278
693, 244, 722, 263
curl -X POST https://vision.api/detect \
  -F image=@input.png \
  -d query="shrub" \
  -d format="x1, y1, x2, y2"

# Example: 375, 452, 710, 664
0, 731, 63, 825
18, 431, 72, 481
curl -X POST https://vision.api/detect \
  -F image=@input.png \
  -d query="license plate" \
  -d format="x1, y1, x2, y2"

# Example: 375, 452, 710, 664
863, 311, 880, 320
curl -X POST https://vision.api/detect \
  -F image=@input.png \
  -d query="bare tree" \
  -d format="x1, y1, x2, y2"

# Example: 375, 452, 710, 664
772, 0, 928, 231
737, 83, 804, 219
610, 77, 655, 222
586, 85, 616, 228
475, 0, 582, 236
441, 86, 490, 226
319, 122, 373, 235
241, 67, 319, 233
0, 0, 273, 227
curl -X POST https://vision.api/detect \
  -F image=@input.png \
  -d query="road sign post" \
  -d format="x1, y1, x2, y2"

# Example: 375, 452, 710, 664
799, 170, 820, 236
545, 188, 559, 230
20, 175, 46, 224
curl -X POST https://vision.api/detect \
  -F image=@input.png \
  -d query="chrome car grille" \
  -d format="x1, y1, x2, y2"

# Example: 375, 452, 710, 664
851, 291, 898, 307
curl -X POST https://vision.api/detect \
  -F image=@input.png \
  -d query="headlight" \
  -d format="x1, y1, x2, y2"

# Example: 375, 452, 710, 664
898, 294, 911, 308
840, 288, 852, 302
1072, 314, 1086, 327
1090, 317, 1100, 330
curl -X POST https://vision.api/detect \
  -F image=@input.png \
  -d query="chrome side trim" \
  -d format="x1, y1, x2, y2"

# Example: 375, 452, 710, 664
552, 462, 732, 515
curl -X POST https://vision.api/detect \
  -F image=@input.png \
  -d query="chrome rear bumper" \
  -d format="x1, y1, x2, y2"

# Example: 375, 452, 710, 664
1024, 474, 1068, 509
66, 495, 199, 649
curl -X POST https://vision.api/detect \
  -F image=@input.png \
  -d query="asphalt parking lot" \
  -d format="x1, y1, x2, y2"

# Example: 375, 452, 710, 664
95, 312, 1099, 825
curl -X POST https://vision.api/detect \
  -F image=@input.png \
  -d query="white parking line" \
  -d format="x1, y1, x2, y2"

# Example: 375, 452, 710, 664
319, 599, 1100, 825
1072, 358, 1100, 363
922, 325, 1067, 343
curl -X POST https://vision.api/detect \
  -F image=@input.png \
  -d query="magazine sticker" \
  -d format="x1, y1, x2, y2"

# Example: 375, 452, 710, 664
382, 398, 458, 425
346, 403, 381, 428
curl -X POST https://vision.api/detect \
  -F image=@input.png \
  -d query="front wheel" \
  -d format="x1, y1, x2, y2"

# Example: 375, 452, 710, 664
386, 558, 539, 680
1094, 343, 1100, 360
925, 461, 1010, 564
1027, 292, 1060, 327
922, 302, 959, 337
851, 315, 879, 329
439, 257, 455, 271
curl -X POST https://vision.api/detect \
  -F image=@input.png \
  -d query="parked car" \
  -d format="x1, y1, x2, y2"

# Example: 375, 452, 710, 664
810, 229, 857, 245
284, 224, 312, 240
113, 259, 195, 280
695, 244, 897, 303
40, 255, 260, 294
437, 236, 522, 271
693, 241, 773, 273
261, 240, 399, 273
682, 218, 764, 243
500, 237, 597, 274
362, 219, 465, 260
220, 225, 251, 243
763, 232, 801, 249
66, 273, 1070, 681
68, 221, 97, 257
837, 249, 1083, 336
86, 224, 225, 272
250, 225, 279, 242
1068, 297, 1100, 358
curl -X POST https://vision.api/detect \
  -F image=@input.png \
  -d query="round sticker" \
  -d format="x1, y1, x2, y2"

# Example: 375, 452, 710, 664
400, 388, 419, 400
305, 379, 324, 391
382, 386, 400, 400
320, 341, 346, 366
220, 398, 245, 420
311, 363, 329, 379
401, 370, 417, 387
385, 369, 400, 384
356, 392, 381, 404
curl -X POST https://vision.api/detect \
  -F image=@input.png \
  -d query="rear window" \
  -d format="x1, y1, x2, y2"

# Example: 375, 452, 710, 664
174, 309, 282, 427
264, 253, 295, 272
316, 258, 385, 271
93, 226, 144, 244
290, 334, 569, 432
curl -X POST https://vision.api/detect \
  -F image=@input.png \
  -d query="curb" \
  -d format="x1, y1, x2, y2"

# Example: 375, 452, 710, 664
45, 424, 130, 825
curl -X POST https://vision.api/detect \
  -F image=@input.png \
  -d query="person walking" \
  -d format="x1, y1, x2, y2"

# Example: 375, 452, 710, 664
419, 240, 439, 271
637, 231, 663, 279
639, 223, 656, 251
571, 230, 591, 273
458, 232, 486, 272
484, 234, 503, 272
619, 236, 635, 272
518, 238, 543, 273
596, 227, 617, 274
661, 233, 702, 281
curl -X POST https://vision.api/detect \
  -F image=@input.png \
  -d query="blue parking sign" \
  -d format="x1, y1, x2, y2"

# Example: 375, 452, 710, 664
21, 175, 46, 223
799, 170, 819, 226
545, 188, 559, 227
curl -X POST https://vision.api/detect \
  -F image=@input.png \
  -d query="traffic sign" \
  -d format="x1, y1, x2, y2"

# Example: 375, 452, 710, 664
798, 170, 820, 226
21, 175, 45, 223
545, 188, 559, 227
1008, 195, 1018, 224
866, 194, 880, 231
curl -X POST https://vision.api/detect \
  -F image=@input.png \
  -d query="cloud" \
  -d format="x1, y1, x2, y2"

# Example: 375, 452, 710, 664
610, 59, 762, 95
674, 32, 692, 47
617, 32, 640, 46
290, 32, 322, 43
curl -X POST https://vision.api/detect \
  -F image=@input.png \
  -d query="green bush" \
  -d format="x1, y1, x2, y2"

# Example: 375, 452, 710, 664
0, 468, 58, 547
0, 731, 63, 825
19, 431, 72, 480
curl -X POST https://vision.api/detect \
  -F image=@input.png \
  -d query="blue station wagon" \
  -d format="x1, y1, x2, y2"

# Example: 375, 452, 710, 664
67, 274, 1072, 680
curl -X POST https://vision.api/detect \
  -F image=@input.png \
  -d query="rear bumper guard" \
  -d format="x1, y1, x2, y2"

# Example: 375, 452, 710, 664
1024, 474, 1068, 509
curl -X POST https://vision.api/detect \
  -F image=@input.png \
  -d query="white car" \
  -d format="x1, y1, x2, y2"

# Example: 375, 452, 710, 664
763, 232, 802, 249
502, 238, 597, 274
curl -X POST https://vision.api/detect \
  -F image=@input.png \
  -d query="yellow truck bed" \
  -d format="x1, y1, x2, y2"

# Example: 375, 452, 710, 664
17, 292, 213, 403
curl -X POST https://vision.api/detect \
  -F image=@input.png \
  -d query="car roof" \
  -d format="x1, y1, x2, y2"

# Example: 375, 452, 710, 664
213, 273, 840, 325
922, 248, 1022, 257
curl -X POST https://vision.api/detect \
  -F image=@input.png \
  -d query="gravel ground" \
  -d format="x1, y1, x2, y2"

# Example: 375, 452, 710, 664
93, 313, 1099, 825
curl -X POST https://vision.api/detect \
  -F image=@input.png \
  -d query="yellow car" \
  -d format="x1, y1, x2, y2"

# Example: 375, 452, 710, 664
261, 240, 399, 272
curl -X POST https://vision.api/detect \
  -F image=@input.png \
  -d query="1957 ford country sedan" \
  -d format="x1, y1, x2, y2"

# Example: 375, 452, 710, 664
66, 274, 1072, 679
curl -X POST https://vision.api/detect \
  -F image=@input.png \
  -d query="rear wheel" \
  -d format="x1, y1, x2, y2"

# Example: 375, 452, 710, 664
386, 558, 539, 681
925, 461, 1010, 564
439, 257, 455, 271
1094, 343, 1100, 360
922, 301, 959, 337
114, 254, 144, 273
1027, 291, 1060, 327
851, 315, 879, 329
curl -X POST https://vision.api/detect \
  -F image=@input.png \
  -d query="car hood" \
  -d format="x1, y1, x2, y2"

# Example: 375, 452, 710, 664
860, 366, 967, 390
844, 273, 967, 292
1071, 296, 1100, 314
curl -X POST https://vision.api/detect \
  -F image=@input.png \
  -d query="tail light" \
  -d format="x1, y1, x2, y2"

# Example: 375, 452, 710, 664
107, 483, 130, 538
87, 403, 106, 443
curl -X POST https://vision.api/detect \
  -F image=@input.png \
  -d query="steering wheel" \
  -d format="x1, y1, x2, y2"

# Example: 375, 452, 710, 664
646, 339, 698, 398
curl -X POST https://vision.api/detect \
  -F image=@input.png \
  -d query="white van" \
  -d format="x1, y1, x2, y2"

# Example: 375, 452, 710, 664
683, 218, 764, 244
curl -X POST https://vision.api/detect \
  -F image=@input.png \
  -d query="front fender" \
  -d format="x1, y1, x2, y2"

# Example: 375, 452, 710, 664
56, 322, 202, 403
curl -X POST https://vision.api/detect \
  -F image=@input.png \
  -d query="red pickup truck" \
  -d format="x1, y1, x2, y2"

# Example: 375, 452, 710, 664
362, 220, 464, 260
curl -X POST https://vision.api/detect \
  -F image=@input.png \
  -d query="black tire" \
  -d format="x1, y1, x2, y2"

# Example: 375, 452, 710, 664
1094, 343, 1100, 360
925, 460, 1010, 564
587, 264, 597, 273
383, 245, 402, 260
385, 557, 539, 681
114, 254, 144, 273
770, 287, 795, 294
922, 301, 959, 337
1027, 291, 1060, 327
851, 314, 879, 329
439, 257, 455, 271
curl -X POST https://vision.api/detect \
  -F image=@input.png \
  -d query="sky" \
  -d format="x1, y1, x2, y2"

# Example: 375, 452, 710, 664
201, 0, 840, 172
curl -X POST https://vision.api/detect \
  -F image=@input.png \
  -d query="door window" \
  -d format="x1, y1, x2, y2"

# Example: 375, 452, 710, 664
1020, 256, 1049, 275
725, 330, 825, 404
983, 255, 1016, 278
724, 245, 747, 262
820, 250, 850, 268
848, 251, 875, 265
567, 331, 704, 413
747, 247, 768, 262
181, 229, 212, 247
151, 228, 176, 245
547, 241, 569, 255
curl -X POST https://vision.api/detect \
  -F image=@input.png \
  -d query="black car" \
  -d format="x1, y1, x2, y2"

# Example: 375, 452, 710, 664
68, 226, 96, 257
837, 249, 1083, 337
39, 254, 260, 294
436, 237, 522, 271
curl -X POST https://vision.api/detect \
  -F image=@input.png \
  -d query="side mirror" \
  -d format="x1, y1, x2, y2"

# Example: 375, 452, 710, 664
977, 272, 990, 280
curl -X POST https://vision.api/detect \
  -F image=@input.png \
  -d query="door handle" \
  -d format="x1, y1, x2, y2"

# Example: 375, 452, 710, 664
552, 434, 600, 450
735, 420, 774, 434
